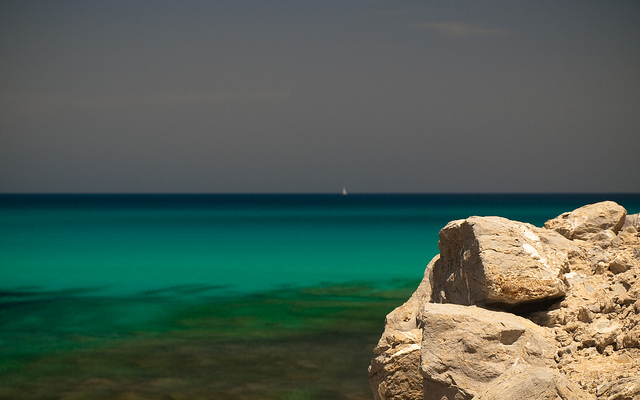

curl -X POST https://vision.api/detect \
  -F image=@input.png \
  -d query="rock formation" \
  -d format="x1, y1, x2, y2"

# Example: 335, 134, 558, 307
369, 201, 640, 400
420, 303, 557, 399
433, 216, 578, 306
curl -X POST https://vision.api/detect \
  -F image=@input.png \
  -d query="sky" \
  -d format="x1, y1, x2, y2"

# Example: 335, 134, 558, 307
1, 1, 639, 193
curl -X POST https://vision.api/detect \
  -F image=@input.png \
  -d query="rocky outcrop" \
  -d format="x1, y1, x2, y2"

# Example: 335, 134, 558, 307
369, 201, 640, 400
544, 201, 627, 240
369, 256, 436, 400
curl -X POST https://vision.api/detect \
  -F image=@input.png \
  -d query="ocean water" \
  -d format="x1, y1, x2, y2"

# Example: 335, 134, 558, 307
5, 193, 640, 297
1, 193, 639, 399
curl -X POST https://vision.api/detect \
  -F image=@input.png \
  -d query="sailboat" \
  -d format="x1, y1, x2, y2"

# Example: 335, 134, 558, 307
342, 186, 348, 196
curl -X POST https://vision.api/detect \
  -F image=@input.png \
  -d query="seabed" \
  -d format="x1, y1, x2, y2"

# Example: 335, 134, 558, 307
0, 281, 419, 400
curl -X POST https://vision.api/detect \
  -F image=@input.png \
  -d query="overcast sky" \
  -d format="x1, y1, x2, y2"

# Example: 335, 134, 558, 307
1, 1, 639, 193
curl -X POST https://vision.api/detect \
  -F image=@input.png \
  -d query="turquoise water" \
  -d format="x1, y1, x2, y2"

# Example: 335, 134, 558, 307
1, 194, 639, 399
2, 194, 439, 297
3, 193, 639, 298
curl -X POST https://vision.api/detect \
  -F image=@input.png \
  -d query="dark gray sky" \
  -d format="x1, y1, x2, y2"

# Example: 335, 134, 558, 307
1, 1, 639, 193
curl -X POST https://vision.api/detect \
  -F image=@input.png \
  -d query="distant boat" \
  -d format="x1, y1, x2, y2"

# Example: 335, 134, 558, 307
342, 187, 348, 195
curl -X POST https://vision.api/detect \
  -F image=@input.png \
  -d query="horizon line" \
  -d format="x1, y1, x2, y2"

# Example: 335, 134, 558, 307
1, 192, 639, 196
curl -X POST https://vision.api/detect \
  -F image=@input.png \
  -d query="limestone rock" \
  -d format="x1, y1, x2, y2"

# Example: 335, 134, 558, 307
418, 303, 557, 400
369, 201, 640, 400
368, 345, 421, 400
608, 253, 637, 274
544, 201, 627, 241
596, 377, 640, 400
368, 256, 437, 400
474, 365, 595, 400
623, 213, 640, 232
432, 216, 577, 306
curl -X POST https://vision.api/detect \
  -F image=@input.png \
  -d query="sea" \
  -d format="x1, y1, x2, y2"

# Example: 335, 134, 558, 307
1, 193, 639, 399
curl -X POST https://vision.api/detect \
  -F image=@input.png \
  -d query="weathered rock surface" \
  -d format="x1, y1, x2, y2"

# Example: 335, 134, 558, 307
369, 201, 640, 400
419, 303, 556, 399
368, 256, 437, 400
474, 365, 594, 400
596, 377, 640, 400
432, 216, 578, 306
544, 201, 627, 241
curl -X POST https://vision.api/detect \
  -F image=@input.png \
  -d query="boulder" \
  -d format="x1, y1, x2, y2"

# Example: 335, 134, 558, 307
432, 216, 577, 306
419, 302, 557, 400
474, 365, 595, 400
544, 201, 627, 241
368, 256, 437, 400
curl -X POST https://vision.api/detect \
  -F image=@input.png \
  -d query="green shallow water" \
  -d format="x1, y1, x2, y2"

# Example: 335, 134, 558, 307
0, 281, 420, 400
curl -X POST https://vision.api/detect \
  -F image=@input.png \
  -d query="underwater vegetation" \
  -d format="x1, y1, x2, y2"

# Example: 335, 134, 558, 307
0, 281, 418, 400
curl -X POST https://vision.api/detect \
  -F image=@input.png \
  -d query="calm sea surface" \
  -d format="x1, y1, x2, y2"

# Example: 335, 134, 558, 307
4, 193, 640, 297
1, 193, 639, 399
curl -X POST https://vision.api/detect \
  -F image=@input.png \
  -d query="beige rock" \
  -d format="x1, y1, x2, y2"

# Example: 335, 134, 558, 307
596, 377, 640, 400
368, 256, 437, 400
369, 201, 640, 400
433, 216, 576, 305
623, 213, 640, 231
419, 303, 557, 400
608, 254, 635, 274
474, 365, 594, 400
545, 201, 627, 241
617, 230, 638, 244
587, 317, 623, 351
368, 344, 422, 400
